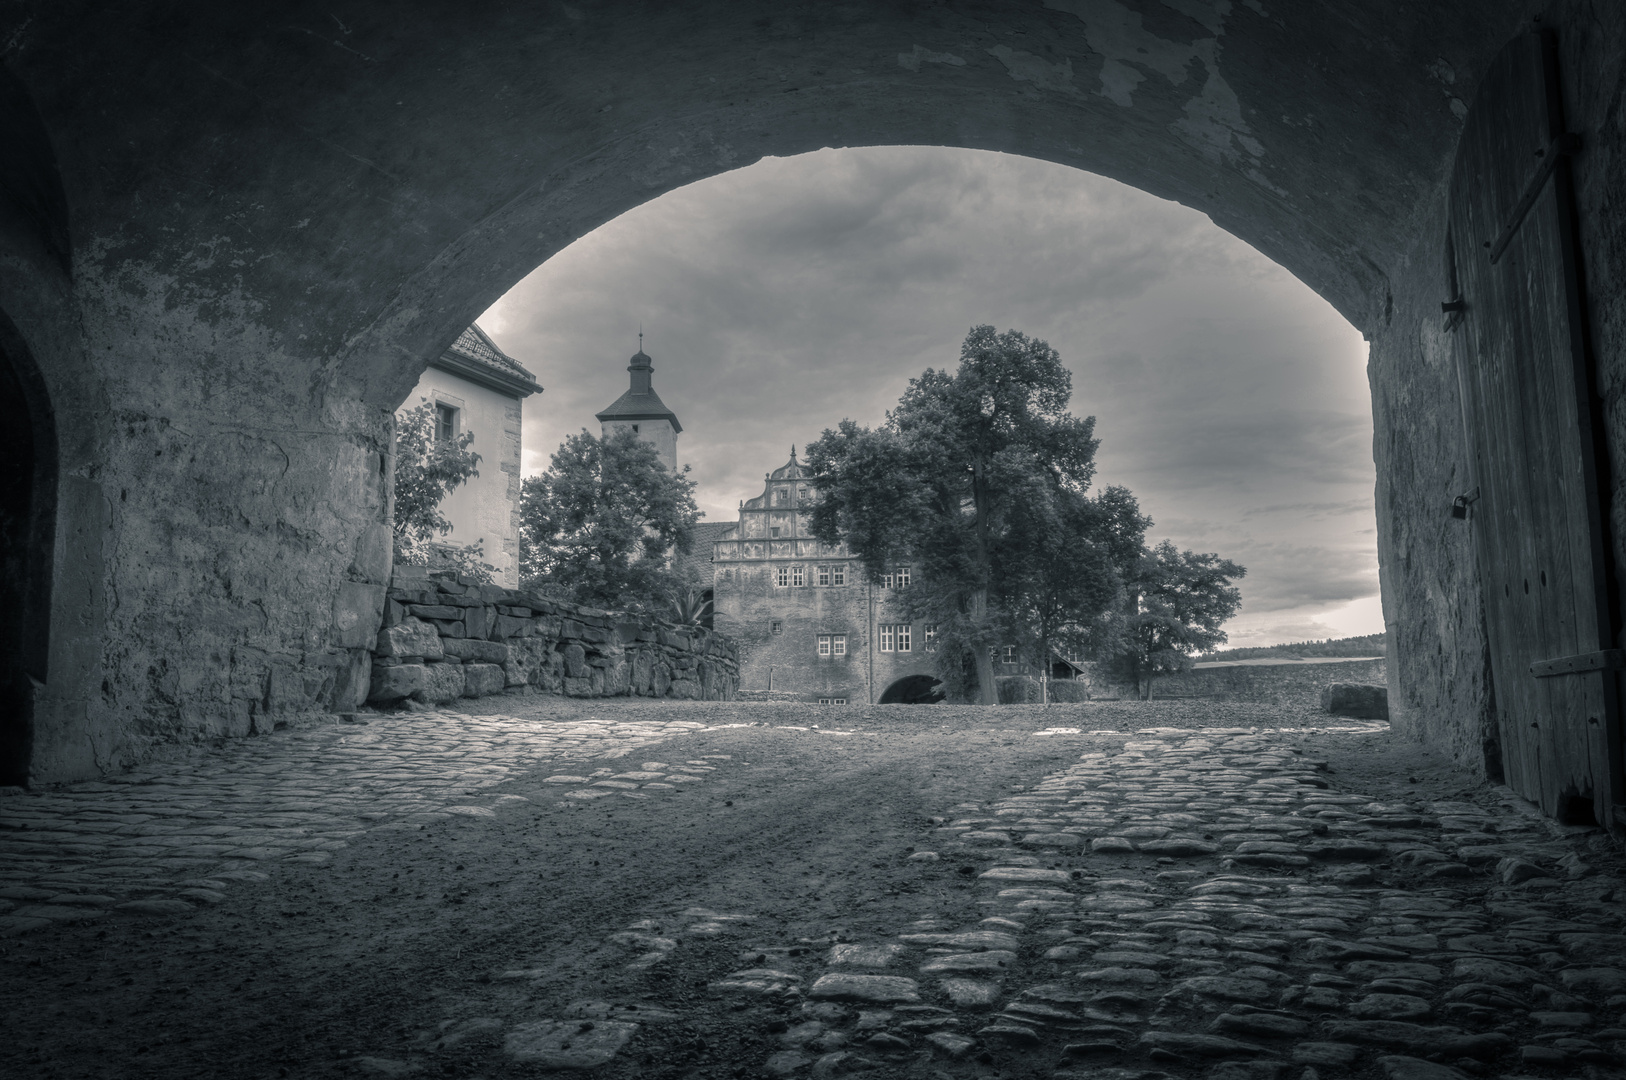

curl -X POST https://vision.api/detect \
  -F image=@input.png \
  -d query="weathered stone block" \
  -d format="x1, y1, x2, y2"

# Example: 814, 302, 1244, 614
671, 678, 699, 700
414, 661, 465, 704
1322, 683, 1389, 720
461, 663, 505, 697
335, 648, 372, 711
464, 604, 492, 640
382, 598, 407, 627
377, 618, 443, 660
652, 662, 672, 697
494, 613, 529, 638
430, 618, 465, 639
370, 663, 428, 703
633, 651, 654, 695
350, 523, 394, 584
563, 643, 588, 678
408, 604, 462, 620
332, 580, 386, 649
563, 676, 592, 697
603, 660, 629, 696
441, 638, 509, 664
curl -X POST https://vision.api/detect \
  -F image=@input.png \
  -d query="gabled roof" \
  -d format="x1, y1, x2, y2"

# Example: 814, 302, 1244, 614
431, 324, 543, 398
677, 521, 734, 581
595, 386, 683, 432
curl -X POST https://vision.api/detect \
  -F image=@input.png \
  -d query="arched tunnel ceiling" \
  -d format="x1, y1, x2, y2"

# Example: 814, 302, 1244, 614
5, 0, 1531, 404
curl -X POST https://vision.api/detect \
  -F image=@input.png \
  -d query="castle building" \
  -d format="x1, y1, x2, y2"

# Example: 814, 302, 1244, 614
595, 340, 681, 473
710, 450, 941, 704
403, 324, 542, 588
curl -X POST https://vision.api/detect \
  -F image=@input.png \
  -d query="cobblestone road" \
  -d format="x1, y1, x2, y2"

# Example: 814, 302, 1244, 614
4, 706, 1625, 1080
0, 711, 708, 935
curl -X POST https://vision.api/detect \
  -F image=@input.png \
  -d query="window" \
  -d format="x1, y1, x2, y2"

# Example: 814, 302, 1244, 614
896, 624, 911, 653
770, 526, 780, 538
434, 402, 457, 443
879, 624, 909, 653
817, 565, 830, 586
818, 697, 848, 705
832, 634, 846, 656
817, 634, 832, 657
897, 566, 912, 588
791, 566, 805, 587
770, 620, 783, 635
881, 571, 894, 589
925, 624, 938, 651
631, 423, 640, 433
775, 567, 789, 587
879, 624, 894, 652
1003, 645, 1016, 664
832, 565, 846, 586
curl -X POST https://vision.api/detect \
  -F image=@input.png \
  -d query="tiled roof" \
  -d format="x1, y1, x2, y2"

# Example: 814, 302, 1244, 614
678, 521, 734, 581
433, 324, 542, 396
595, 387, 683, 431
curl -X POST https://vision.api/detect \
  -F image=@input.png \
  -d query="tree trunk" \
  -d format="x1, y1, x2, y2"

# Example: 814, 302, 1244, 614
970, 449, 998, 706
1140, 674, 1154, 701
970, 587, 998, 705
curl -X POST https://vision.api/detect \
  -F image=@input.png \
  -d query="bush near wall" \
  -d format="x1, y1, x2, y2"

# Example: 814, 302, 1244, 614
367, 566, 739, 707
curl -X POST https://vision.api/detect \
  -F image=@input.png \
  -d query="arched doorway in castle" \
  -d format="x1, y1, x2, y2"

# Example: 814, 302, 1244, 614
879, 675, 947, 706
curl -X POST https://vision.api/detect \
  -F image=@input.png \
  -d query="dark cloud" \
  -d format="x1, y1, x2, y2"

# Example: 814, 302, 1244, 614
482, 146, 1379, 646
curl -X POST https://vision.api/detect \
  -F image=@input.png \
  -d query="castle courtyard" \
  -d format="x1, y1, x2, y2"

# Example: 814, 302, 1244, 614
2, 699, 1621, 1080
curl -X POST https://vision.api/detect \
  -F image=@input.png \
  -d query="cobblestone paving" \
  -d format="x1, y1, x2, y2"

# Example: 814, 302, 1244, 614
8, 711, 1626, 1080
0, 711, 715, 937
532, 723, 1626, 1079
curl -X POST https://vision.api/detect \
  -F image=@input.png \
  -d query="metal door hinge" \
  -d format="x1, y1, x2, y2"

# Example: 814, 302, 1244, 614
1530, 649, 1626, 677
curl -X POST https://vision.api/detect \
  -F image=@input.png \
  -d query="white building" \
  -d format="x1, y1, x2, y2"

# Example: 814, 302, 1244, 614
403, 325, 542, 587
595, 343, 681, 473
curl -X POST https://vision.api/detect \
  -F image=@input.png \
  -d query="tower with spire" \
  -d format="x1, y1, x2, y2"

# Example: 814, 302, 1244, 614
595, 334, 682, 472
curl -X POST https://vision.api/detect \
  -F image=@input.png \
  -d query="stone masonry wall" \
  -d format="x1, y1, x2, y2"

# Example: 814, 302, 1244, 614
368, 566, 739, 707
1079, 659, 1389, 708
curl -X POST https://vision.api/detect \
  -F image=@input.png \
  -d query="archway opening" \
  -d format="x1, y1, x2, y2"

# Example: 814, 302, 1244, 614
0, 327, 55, 787
879, 675, 946, 705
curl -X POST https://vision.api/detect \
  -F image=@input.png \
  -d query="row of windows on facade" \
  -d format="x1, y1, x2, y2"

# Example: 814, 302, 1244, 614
805, 624, 931, 656
719, 565, 912, 588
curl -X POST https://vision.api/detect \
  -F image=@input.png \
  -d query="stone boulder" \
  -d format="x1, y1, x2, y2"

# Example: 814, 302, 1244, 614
462, 663, 506, 697
414, 661, 465, 705
1322, 682, 1388, 720
369, 663, 428, 704
376, 617, 444, 661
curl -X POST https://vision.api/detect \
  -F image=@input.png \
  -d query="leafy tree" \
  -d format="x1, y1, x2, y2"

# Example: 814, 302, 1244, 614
996, 484, 1151, 701
808, 325, 1105, 704
519, 427, 700, 610
392, 398, 493, 582
1103, 540, 1245, 699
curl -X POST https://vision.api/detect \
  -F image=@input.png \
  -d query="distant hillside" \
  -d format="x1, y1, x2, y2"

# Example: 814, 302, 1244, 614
1201, 633, 1386, 662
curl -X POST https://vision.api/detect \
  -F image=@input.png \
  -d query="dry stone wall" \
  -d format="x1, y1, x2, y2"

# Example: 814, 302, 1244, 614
368, 567, 739, 707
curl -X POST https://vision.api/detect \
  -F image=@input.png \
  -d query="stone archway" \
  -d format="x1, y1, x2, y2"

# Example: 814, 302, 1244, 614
878, 675, 947, 706
0, 3, 1623, 786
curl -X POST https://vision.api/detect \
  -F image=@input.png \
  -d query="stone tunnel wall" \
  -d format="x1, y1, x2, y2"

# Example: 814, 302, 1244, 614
368, 567, 739, 708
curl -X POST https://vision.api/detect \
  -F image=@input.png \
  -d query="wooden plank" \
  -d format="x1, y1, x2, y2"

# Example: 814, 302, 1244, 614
1447, 30, 1620, 826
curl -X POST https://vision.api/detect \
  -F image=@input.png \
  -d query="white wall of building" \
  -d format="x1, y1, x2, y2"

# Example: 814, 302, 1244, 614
404, 366, 524, 587
600, 417, 678, 474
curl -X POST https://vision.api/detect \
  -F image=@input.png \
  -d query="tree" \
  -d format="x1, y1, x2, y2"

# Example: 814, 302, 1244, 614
995, 484, 1150, 702
807, 325, 1105, 704
392, 398, 493, 582
519, 427, 700, 610
1103, 540, 1245, 699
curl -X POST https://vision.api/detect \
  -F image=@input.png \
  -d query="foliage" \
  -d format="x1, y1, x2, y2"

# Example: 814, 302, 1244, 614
1203, 633, 1386, 661
519, 427, 700, 610
392, 399, 494, 584
808, 325, 1112, 704
1100, 540, 1246, 699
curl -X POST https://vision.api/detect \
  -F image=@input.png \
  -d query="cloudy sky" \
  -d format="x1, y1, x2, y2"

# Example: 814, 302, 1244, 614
479, 146, 1381, 650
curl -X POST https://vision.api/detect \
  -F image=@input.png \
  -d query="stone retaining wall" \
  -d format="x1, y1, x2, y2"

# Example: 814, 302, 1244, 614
1086, 659, 1388, 707
367, 567, 739, 707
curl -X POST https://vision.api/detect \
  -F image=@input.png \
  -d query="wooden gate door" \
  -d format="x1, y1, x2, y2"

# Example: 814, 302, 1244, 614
1447, 30, 1622, 827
